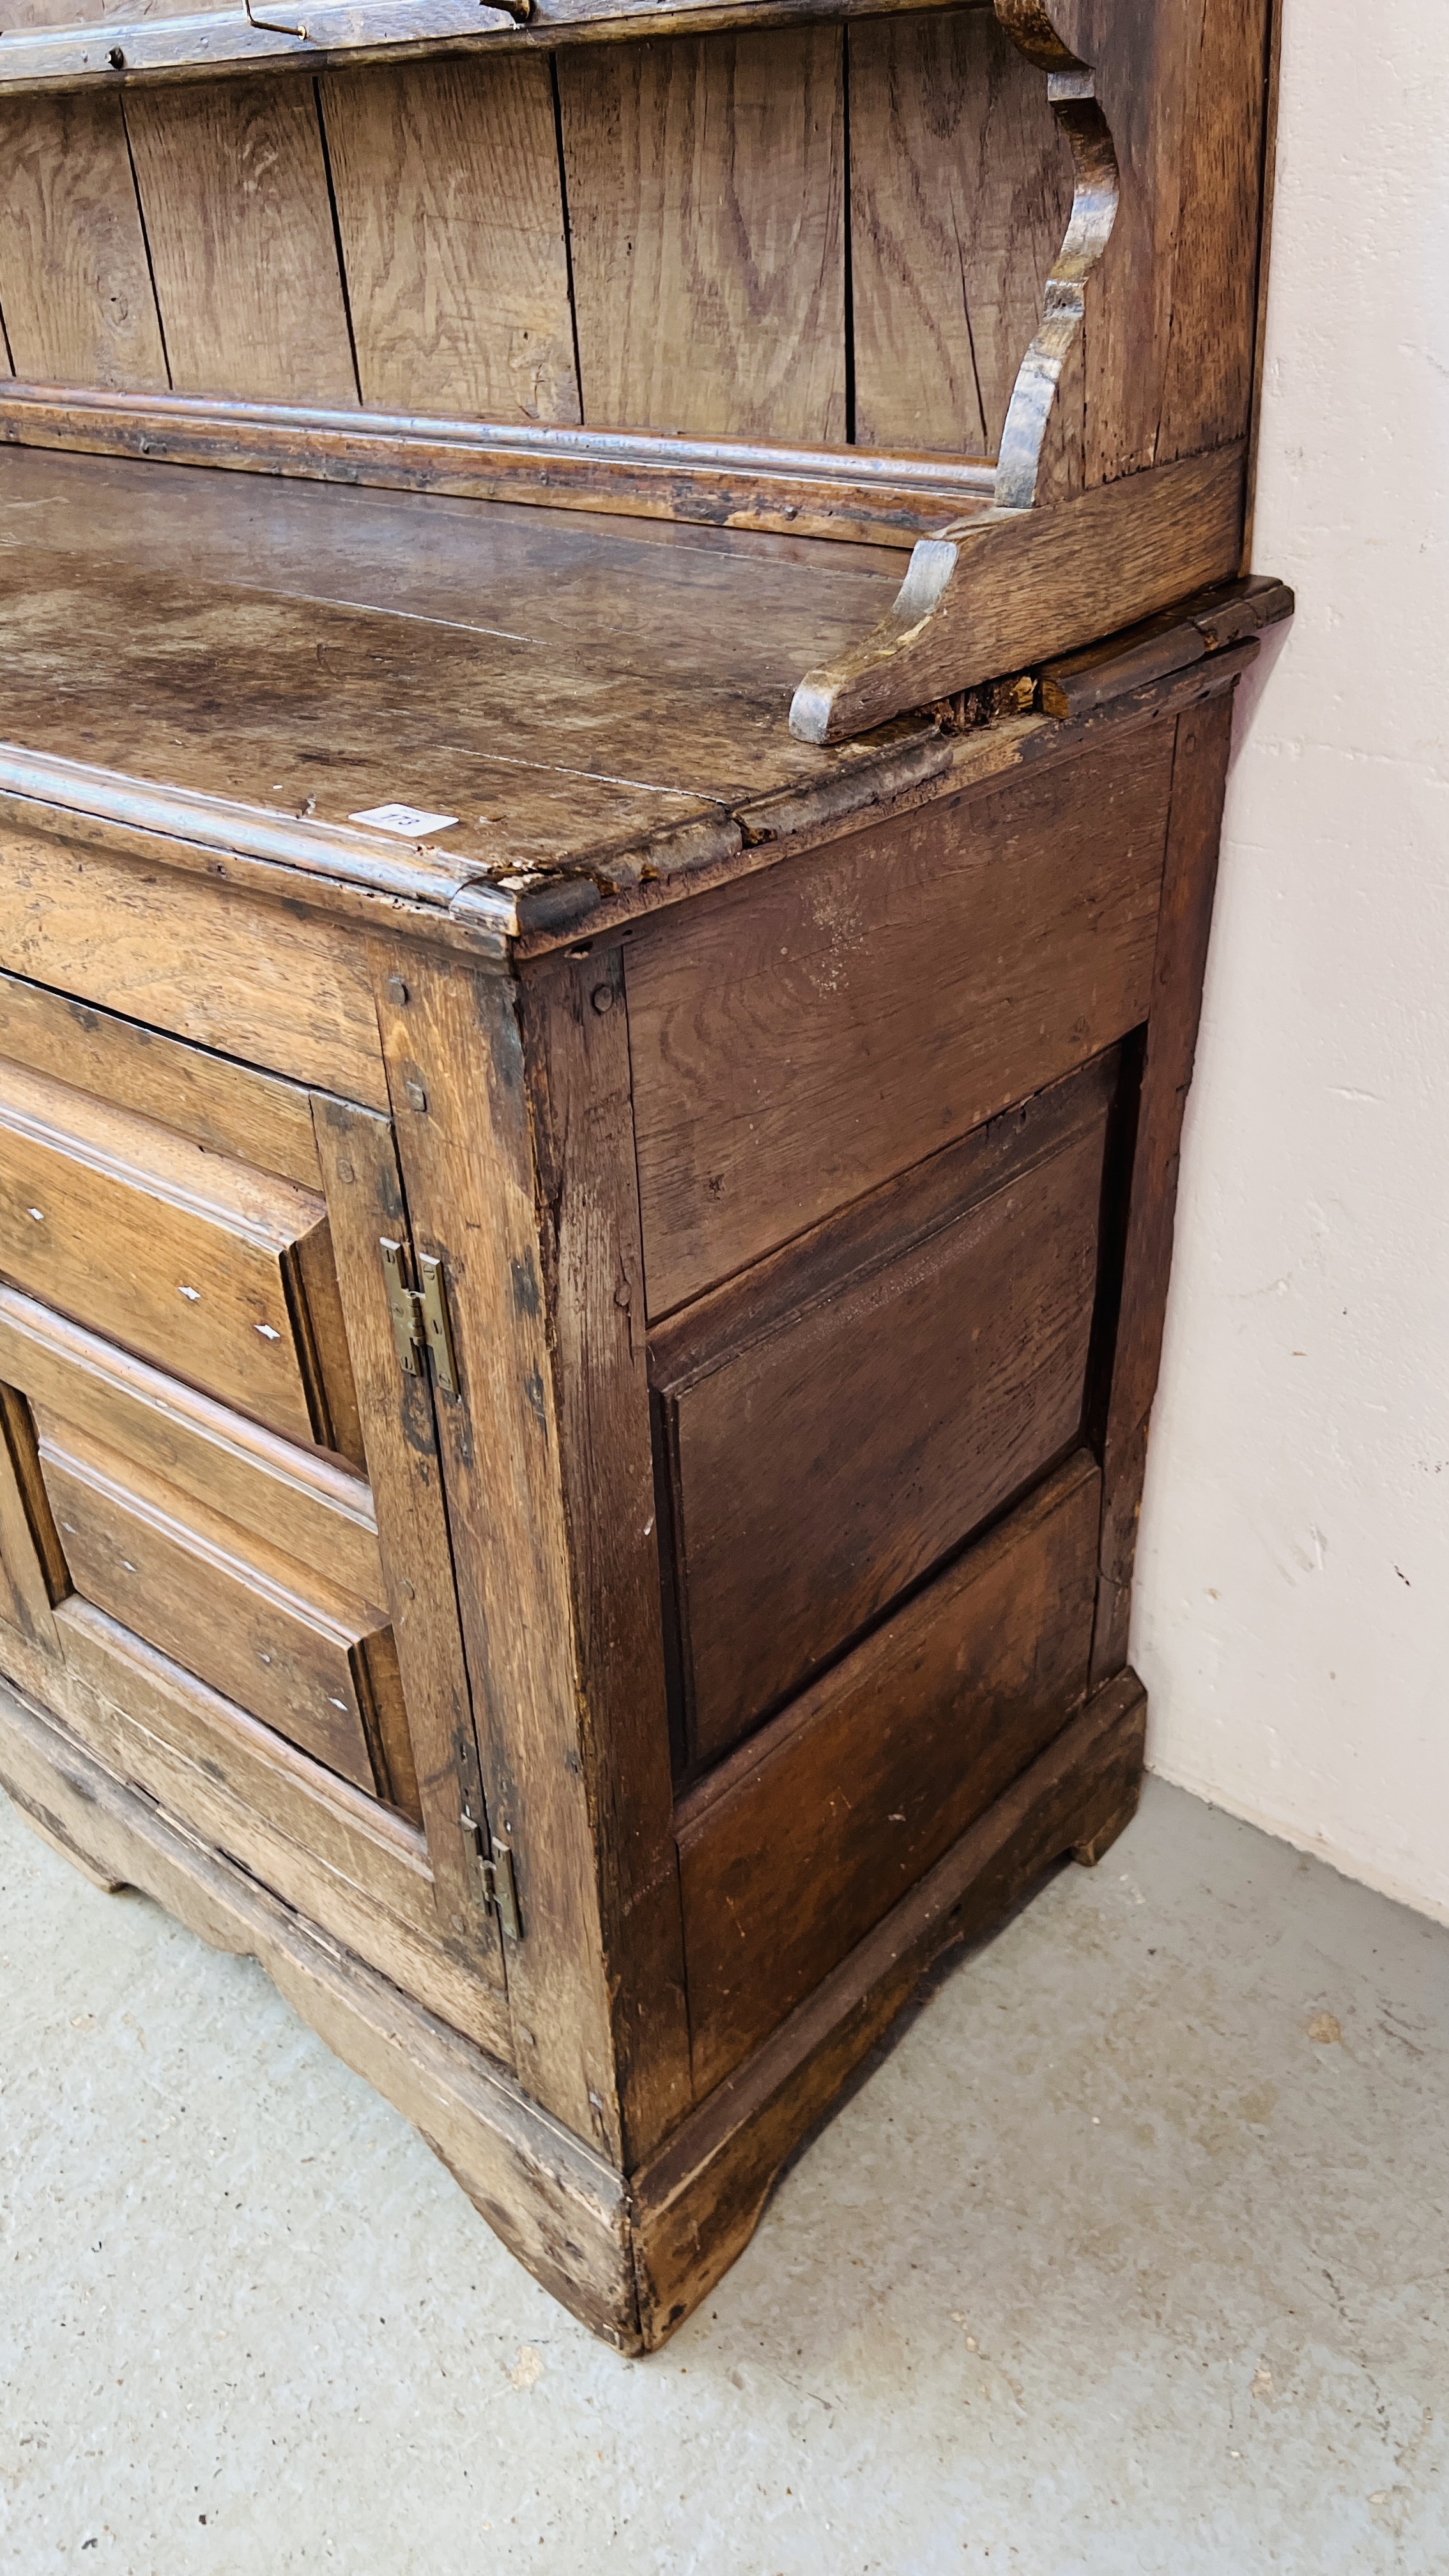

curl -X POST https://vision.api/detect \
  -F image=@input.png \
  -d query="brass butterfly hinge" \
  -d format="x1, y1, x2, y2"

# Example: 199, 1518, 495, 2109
379, 1237, 459, 1397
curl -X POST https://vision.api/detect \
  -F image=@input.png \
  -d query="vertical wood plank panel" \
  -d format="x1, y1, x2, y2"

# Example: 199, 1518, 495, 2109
0, 94, 167, 392
558, 26, 845, 444
849, 9, 1071, 457
124, 76, 357, 404
1157, 0, 1272, 461
320, 56, 581, 425
371, 947, 622, 2156
519, 945, 693, 2161
1089, 694, 1234, 1685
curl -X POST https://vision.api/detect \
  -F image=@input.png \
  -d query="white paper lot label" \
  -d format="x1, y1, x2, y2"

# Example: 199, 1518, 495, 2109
349, 802, 459, 836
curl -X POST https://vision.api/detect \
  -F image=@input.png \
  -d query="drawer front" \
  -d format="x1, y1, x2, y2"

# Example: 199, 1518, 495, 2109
0, 965, 505, 2016
627, 722, 1173, 1318
38, 1414, 394, 1798
677, 1452, 1100, 2096
0, 1052, 359, 1459
652, 1052, 1116, 1774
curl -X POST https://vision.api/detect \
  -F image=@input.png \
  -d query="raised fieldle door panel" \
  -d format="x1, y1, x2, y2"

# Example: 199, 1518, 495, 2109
0, 965, 505, 2018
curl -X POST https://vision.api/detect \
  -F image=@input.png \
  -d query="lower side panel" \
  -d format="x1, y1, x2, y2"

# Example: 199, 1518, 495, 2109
677, 1452, 1101, 2095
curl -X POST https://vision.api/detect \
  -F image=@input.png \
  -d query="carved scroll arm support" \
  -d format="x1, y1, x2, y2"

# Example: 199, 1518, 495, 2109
791, 0, 1248, 746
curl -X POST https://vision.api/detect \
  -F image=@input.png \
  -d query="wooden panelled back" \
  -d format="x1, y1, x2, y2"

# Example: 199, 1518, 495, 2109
0, 15, 1069, 459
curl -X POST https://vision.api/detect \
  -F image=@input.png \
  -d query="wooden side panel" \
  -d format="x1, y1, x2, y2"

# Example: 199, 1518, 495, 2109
660, 1085, 1107, 1765
678, 1453, 1100, 2094
628, 722, 1174, 1316
850, 9, 1071, 457
321, 56, 580, 427
519, 947, 692, 2159
123, 77, 357, 405
1156, 0, 1273, 462
1090, 694, 1233, 1682
37, 1414, 383, 1793
0, 95, 168, 392
558, 27, 846, 444
0, 833, 388, 1110
1029, 0, 1273, 494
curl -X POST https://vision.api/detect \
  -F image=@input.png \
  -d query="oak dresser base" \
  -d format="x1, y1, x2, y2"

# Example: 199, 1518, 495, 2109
0, 1664, 1144, 2354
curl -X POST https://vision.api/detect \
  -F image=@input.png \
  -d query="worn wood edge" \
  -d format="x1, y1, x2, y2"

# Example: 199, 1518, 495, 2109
0, 1673, 643, 2350
629, 1667, 1147, 2346
0, 747, 496, 909
517, 635, 1262, 958
1038, 574, 1294, 721
0, 784, 517, 962
0, 0, 992, 94
790, 446, 1247, 743
0, 383, 993, 549
0, 584, 1279, 965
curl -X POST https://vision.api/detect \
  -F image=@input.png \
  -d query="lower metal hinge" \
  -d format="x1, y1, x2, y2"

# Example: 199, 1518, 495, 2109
379, 1236, 459, 1396
461, 1803, 523, 1941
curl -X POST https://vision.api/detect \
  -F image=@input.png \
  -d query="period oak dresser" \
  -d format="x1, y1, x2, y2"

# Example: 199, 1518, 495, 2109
0, 0, 1289, 2346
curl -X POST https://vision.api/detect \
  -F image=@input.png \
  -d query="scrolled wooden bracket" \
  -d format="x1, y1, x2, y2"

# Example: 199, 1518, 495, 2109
791, 0, 1126, 745
992, 12, 1120, 512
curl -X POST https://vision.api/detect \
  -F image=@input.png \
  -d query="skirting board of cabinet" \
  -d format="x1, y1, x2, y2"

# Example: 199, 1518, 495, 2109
0, 1664, 1146, 2354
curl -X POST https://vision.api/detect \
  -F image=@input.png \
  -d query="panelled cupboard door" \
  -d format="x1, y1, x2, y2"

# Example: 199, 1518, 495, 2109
0, 966, 506, 2007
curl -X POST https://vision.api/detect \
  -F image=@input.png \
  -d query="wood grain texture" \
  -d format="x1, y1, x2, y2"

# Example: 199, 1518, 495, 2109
123, 76, 357, 404
1089, 693, 1232, 1683
0, 832, 388, 1108
0, 968, 321, 1188
850, 8, 1071, 456
38, 1413, 387, 1792
558, 26, 846, 442
634, 1666, 1146, 2343
0, 1382, 64, 1655
321, 56, 579, 426
0, 94, 167, 393
791, 444, 1246, 741
0, 1285, 381, 1604
656, 1073, 1109, 1763
311, 1094, 506, 1978
1156, 0, 1272, 463
372, 949, 619, 2148
628, 720, 1173, 1317
678, 1452, 1099, 2089
518, 947, 692, 2161
1007, 0, 1273, 496
0, 1050, 347, 1452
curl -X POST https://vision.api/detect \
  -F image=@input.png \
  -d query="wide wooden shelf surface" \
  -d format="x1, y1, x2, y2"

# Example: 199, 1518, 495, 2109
0, 444, 917, 888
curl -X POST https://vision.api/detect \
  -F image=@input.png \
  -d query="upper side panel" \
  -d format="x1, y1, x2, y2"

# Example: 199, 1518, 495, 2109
625, 718, 1176, 1317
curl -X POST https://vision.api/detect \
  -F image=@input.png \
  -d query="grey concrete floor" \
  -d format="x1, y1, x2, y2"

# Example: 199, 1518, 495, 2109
1, 1776, 1446, 2575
